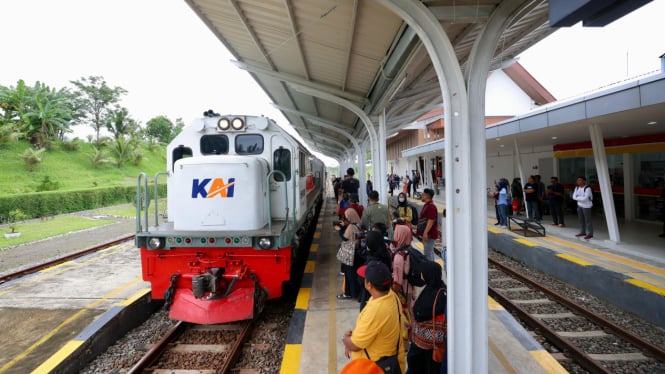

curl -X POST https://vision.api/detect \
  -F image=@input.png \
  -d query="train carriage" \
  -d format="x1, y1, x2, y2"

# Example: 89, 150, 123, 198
136, 113, 324, 324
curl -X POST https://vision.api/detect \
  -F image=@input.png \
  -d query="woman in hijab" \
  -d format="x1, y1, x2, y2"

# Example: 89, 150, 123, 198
338, 208, 363, 300
391, 225, 412, 295
358, 230, 393, 310
407, 261, 446, 374
396, 192, 413, 225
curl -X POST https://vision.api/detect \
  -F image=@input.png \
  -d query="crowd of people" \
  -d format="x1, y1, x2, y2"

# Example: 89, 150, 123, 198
490, 174, 596, 240
331, 166, 661, 372
333, 168, 446, 374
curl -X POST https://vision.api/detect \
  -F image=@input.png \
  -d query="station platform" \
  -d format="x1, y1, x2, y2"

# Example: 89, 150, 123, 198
280, 197, 566, 373
0, 241, 153, 373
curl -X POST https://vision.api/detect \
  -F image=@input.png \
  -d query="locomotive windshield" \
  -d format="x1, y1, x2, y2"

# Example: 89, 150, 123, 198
200, 134, 229, 155
235, 134, 264, 155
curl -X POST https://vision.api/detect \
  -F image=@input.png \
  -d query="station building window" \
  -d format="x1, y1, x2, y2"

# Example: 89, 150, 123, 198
558, 151, 665, 222
633, 152, 665, 221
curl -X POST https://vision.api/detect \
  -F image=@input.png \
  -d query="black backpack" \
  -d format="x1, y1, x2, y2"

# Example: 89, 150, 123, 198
408, 203, 419, 225
392, 245, 428, 287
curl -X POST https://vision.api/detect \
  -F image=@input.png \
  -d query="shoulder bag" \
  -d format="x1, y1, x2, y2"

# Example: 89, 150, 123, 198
412, 288, 447, 362
336, 240, 355, 266
416, 218, 428, 233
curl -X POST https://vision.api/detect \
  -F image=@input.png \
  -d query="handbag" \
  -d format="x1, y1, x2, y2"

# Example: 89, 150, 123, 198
336, 240, 355, 266
375, 354, 401, 373
412, 288, 447, 358
416, 218, 428, 233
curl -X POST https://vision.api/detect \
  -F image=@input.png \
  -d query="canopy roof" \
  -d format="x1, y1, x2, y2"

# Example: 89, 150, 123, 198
186, 0, 555, 159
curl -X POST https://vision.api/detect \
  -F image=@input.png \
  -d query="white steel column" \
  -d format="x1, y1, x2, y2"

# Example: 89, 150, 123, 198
271, 104, 368, 204
377, 1, 468, 372
288, 84, 380, 203
623, 153, 634, 220
514, 139, 528, 218
590, 123, 620, 242
377, 112, 389, 205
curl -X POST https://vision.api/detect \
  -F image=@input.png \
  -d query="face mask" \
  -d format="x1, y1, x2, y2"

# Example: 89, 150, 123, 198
398, 198, 405, 203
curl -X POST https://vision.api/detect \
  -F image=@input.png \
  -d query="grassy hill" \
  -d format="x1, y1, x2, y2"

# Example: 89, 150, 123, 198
0, 140, 167, 196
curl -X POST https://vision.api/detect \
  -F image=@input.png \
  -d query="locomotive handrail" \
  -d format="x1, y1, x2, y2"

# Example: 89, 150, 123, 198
137, 172, 149, 233
293, 170, 298, 225
153, 171, 169, 225
266, 170, 289, 232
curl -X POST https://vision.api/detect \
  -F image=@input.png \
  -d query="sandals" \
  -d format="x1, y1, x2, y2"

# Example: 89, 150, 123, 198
337, 294, 352, 300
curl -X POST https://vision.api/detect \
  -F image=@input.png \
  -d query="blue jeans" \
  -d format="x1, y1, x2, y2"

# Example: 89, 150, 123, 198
526, 200, 540, 221
423, 238, 436, 261
497, 204, 508, 226
577, 206, 593, 236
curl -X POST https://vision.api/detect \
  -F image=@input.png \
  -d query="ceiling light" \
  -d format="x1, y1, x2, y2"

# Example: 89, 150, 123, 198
647, 121, 657, 125
551, 136, 558, 140
495, 137, 501, 141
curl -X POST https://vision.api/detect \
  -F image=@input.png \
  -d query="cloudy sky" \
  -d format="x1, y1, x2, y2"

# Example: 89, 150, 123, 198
2, 0, 663, 161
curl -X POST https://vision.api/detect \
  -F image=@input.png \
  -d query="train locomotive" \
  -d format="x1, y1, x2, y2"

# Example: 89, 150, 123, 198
136, 113, 324, 324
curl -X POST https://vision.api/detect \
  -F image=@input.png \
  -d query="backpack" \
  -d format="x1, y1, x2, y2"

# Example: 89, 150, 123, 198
392, 245, 428, 287
585, 186, 593, 200
408, 203, 419, 225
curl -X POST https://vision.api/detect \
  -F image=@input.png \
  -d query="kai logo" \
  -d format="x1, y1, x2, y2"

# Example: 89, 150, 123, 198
191, 178, 236, 198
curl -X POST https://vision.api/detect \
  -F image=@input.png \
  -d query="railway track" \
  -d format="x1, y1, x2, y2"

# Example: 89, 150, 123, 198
0, 234, 134, 284
127, 319, 254, 373
488, 257, 665, 373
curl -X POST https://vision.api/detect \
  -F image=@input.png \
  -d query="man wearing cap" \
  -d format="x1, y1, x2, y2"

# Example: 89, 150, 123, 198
342, 261, 406, 373
417, 188, 439, 261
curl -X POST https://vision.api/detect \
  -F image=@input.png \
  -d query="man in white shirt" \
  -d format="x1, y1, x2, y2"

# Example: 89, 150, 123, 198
572, 176, 593, 240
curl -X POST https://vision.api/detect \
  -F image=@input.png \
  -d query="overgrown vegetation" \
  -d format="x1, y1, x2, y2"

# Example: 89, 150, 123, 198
0, 76, 181, 219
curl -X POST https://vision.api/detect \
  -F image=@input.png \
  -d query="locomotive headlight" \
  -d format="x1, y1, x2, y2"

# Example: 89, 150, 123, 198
148, 237, 165, 250
217, 118, 231, 131
231, 117, 244, 130
258, 237, 273, 249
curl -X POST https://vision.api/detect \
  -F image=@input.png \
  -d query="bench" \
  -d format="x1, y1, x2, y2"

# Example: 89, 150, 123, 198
508, 216, 546, 237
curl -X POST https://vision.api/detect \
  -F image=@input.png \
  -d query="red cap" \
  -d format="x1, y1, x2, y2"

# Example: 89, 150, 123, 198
357, 261, 392, 287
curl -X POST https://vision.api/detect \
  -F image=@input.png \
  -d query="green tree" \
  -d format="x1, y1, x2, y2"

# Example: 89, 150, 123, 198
145, 115, 176, 144
24, 82, 75, 147
21, 147, 46, 172
106, 106, 137, 141
0, 124, 21, 146
0, 80, 30, 126
70, 76, 127, 144
86, 146, 113, 168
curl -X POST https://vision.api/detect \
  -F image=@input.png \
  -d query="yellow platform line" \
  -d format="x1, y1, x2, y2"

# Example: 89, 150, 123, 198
280, 344, 302, 374
3, 277, 142, 374
304, 260, 316, 274
295, 288, 311, 310
556, 253, 592, 267
530, 350, 568, 374
310, 243, 319, 253
626, 279, 665, 296
490, 222, 665, 295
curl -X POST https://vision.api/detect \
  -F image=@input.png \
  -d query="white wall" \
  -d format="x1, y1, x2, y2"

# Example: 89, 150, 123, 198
485, 69, 535, 116
486, 149, 553, 187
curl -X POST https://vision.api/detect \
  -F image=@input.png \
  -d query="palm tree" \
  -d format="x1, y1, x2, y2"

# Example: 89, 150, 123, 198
24, 83, 73, 147
21, 147, 46, 171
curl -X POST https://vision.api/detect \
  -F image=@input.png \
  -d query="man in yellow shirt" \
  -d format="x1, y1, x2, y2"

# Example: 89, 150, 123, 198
342, 261, 406, 373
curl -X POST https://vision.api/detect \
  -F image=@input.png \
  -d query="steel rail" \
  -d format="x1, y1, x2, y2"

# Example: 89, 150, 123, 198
219, 320, 254, 374
488, 285, 612, 374
126, 321, 187, 374
489, 258, 665, 363
0, 234, 134, 284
